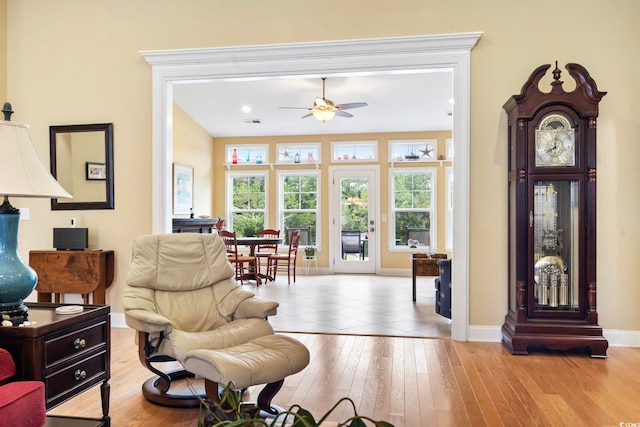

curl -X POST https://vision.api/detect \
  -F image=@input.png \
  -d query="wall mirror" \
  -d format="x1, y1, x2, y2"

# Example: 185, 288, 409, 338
50, 123, 114, 210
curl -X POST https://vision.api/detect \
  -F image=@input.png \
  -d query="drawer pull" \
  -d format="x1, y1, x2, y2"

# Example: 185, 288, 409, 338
74, 369, 87, 381
73, 338, 87, 349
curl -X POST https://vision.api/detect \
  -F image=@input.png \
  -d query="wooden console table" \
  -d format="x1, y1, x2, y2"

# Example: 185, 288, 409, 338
412, 253, 447, 302
29, 250, 115, 305
0, 303, 110, 425
172, 218, 219, 233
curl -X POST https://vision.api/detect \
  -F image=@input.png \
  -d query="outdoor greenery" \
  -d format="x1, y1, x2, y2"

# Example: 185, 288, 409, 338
232, 213, 264, 237
341, 178, 368, 232
282, 174, 317, 244
231, 175, 266, 236
393, 171, 432, 244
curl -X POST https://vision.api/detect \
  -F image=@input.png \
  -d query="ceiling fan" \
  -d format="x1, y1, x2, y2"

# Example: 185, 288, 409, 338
279, 77, 368, 122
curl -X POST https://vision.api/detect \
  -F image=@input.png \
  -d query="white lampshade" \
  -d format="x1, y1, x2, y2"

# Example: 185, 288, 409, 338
0, 120, 72, 199
312, 109, 336, 122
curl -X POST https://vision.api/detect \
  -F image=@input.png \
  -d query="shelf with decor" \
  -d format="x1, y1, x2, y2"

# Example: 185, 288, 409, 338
225, 144, 269, 167
275, 142, 321, 166
389, 138, 451, 167
331, 140, 378, 162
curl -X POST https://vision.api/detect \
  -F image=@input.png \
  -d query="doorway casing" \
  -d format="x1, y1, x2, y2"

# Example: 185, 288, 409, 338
141, 32, 482, 341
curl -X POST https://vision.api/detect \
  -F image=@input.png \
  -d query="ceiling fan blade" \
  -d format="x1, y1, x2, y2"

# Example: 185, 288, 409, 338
279, 106, 312, 110
336, 102, 368, 110
335, 110, 354, 118
301, 112, 314, 119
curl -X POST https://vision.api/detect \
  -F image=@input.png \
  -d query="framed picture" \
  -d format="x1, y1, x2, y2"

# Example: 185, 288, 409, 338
86, 162, 106, 180
172, 163, 194, 215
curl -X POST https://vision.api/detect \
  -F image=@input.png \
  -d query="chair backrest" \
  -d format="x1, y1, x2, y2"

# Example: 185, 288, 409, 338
286, 227, 311, 246
124, 234, 241, 333
405, 226, 430, 246
287, 230, 302, 263
218, 230, 239, 256
257, 229, 280, 253
341, 230, 362, 254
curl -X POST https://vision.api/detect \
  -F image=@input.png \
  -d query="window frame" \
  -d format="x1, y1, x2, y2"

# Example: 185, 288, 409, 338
276, 169, 321, 249
226, 170, 269, 234
388, 167, 437, 251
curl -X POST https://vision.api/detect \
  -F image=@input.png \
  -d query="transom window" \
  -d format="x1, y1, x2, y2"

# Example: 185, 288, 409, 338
227, 172, 267, 237
390, 168, 436, 249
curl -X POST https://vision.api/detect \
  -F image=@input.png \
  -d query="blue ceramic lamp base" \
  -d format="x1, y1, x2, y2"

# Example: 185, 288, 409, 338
0, 198, 37, 325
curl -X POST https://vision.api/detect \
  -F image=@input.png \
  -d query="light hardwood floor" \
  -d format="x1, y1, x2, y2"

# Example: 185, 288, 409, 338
49, 327, 640, 426
49, 275, 639, 426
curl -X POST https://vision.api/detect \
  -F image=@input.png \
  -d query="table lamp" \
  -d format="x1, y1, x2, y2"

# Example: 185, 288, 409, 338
0, 102, 72, 325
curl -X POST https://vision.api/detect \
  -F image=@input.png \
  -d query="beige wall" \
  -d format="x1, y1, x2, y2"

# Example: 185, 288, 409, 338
4, 0, 639, 333
172, 105, 214, 218
0, 0, 6, 102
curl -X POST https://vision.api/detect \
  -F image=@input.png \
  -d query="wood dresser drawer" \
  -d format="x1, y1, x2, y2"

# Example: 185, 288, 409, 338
45, 350, 108, 408
0, 303, 111, 421
44, 320, 108, 368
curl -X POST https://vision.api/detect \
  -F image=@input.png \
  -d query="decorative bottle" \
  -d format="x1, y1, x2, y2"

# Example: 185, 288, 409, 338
294, 152, 300, 163
232, 148, 238, 164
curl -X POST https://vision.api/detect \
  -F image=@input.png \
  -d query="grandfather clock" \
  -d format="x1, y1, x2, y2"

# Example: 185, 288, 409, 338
501, 62, 608, 357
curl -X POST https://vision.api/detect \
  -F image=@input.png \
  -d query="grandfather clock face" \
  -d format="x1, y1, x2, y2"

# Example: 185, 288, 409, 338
535, 113, 576, 167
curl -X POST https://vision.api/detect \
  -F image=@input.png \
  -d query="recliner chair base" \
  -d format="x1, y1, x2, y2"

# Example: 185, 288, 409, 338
141, 369, 203, 408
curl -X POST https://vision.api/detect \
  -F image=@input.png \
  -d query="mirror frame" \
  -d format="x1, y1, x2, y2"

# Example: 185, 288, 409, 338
50, 123, 114, 210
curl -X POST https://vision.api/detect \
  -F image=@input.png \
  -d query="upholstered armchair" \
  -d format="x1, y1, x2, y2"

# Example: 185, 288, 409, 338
0, 348, 46, 427
123, 233, 309, 411
435, 258, 452, 319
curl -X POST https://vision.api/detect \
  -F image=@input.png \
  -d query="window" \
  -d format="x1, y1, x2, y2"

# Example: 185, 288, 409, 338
331, 140, 378, 162
226, 144, 268, 165
276, 143, 321, 164
390, 168, 436, 249
389, 139, 438, 162
278, 171, 319, 246
227, 172, 267, 237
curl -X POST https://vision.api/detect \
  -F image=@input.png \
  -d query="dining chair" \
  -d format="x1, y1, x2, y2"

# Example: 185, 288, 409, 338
255, 228, 280, 279
267, 230, 301, 285
218, 230, 259, 284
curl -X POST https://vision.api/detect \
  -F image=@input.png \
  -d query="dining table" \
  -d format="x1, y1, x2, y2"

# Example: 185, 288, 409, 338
236, 236, 283, 283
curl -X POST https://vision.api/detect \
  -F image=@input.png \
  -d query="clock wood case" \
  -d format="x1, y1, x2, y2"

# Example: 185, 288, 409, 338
501, 62, 608, 357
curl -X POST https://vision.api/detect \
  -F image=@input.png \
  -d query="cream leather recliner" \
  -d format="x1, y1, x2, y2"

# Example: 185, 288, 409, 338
123, 233, 308, 409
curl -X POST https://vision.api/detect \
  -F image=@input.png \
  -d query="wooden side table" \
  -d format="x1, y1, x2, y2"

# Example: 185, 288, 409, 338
29, 250, 115, 304
0, 303, 110, 425
411, 253, 447, 302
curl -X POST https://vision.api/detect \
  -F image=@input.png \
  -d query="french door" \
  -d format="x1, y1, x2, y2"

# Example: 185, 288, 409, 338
330, 166, 378, 274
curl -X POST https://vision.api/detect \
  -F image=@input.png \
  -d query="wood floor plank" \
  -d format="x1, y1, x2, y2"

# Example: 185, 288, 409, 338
46, 328, 640, 427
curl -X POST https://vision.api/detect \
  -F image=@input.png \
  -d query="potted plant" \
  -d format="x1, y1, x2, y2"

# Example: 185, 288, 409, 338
304, 246, 316, 259
197, 381, 394, 427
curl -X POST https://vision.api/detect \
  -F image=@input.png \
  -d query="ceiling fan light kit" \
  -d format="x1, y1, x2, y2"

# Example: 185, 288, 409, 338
280, 77, 368, 122
312, 108, 336, 122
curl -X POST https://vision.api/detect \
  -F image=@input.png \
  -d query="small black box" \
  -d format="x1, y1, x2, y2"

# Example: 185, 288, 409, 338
53, 228, 88, 250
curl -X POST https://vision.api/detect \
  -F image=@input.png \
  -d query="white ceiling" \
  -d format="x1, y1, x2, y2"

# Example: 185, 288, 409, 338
172, 69, 454, 138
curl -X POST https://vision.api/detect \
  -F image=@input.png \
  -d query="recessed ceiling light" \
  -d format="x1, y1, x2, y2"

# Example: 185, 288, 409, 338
241, 105, 252, 114
448, 98, 455, 104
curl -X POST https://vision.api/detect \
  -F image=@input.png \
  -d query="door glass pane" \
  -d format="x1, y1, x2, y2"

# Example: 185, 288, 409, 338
340, 177, 369, 261
533, 180, 580, 312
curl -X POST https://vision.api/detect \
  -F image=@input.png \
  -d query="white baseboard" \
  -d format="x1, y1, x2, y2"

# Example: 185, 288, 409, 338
110, 314, 640, 348
467, 324, 640, 348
